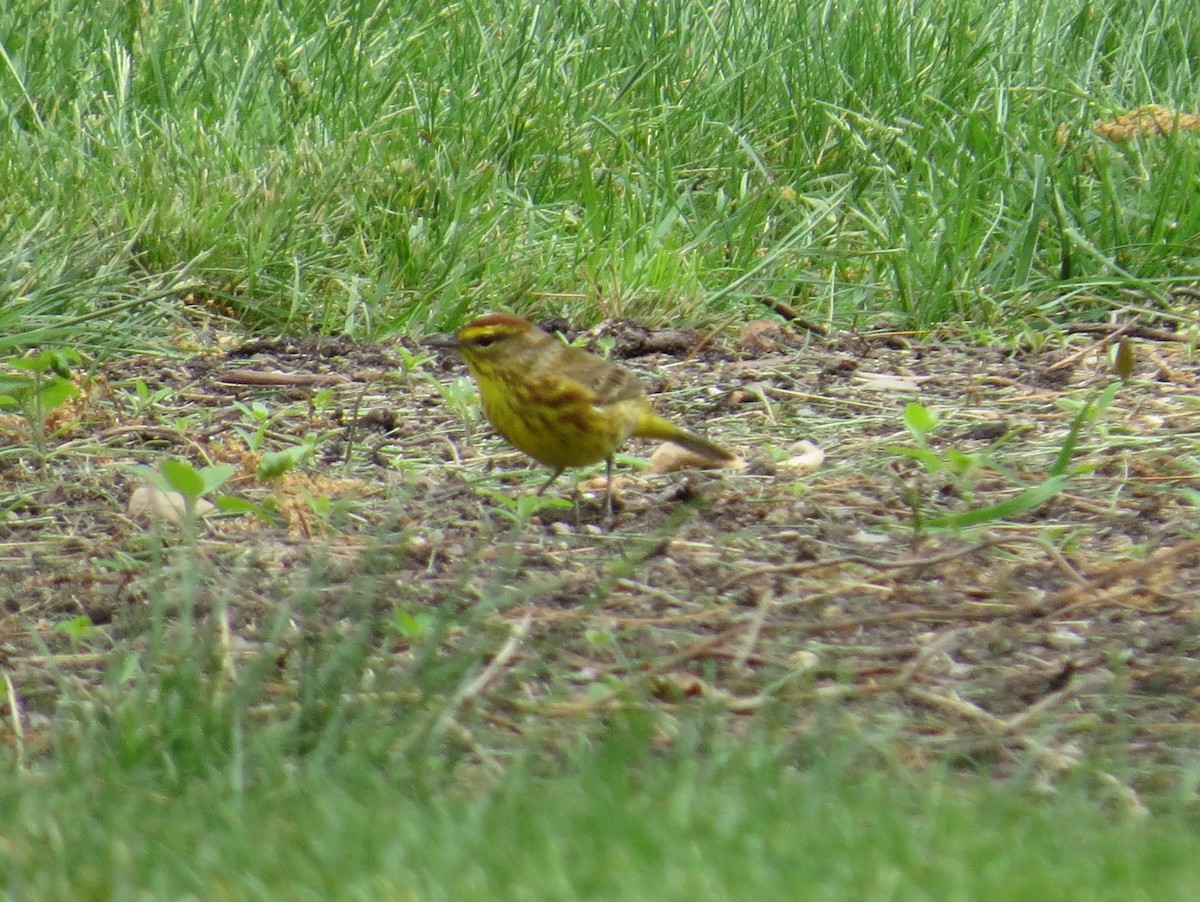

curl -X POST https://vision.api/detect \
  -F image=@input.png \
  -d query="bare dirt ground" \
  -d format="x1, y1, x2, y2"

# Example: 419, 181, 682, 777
3, 315, 1199, 794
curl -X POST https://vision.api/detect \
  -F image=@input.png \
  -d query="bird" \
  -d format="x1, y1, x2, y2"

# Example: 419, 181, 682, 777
430, 313, 733, 516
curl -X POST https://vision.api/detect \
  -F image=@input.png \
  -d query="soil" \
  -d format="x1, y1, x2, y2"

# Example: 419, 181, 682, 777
2, 315, 1199, 795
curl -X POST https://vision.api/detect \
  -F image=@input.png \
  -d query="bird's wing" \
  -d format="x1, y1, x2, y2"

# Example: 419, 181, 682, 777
553, 345, 645, 405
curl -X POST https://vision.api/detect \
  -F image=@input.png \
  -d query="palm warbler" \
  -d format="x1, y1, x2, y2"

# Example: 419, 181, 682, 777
431, 313, 733, 514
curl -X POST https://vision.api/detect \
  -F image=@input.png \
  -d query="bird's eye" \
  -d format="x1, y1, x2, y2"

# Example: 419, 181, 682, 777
473, 335, 497, 348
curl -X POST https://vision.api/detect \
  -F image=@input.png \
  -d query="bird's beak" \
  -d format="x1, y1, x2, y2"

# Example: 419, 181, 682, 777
425, 332, 461, 351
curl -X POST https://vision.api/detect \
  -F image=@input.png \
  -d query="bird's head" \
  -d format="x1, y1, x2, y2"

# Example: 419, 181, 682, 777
428, 313, 545, 367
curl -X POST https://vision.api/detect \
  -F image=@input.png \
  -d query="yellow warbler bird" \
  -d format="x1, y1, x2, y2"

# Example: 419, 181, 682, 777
430, 313, 733, 515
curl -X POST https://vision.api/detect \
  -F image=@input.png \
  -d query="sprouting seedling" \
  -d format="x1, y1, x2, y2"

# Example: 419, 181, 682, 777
0, 348, 81, 455
256, 436, 316, 483
53, 614, 96, 647
132, 458, 238, 529
912, 382, 1121, 532
200, 437, 318, 528
162, 459, 236, 514
891, 402, 980, 479
394, 345, 434, 384
475, 485, 573, 526
127, 379, 172, 417
232, 400, 273, 451
390, 608, 436, 641
439, 376, 480, 440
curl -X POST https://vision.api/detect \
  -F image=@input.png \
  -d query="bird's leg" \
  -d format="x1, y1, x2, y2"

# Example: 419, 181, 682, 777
537, 468, 565, 497
604, 455, 615, 522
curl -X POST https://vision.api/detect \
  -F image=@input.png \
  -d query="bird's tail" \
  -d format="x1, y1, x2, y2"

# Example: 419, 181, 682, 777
635, 413, 734, 462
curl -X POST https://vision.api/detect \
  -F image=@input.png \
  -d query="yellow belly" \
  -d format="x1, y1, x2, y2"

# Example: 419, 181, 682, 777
478, 381, 640, 469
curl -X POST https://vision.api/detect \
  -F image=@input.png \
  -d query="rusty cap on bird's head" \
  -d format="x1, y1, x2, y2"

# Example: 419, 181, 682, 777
458, 313, 533, 336
425, 313, 534, 351
462, 313, 531, 330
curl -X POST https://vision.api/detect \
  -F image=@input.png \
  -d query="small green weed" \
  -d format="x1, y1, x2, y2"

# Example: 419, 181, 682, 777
894, 384, 1121, 532
131, 458, 239, 533
476, 485, 576, 526
0, 349, 81, 457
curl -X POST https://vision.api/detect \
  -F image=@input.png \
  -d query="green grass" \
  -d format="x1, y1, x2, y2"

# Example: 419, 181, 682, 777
3, 536, 1199, 898
3, 0, 1200, 345
6, 697, 1200, 898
